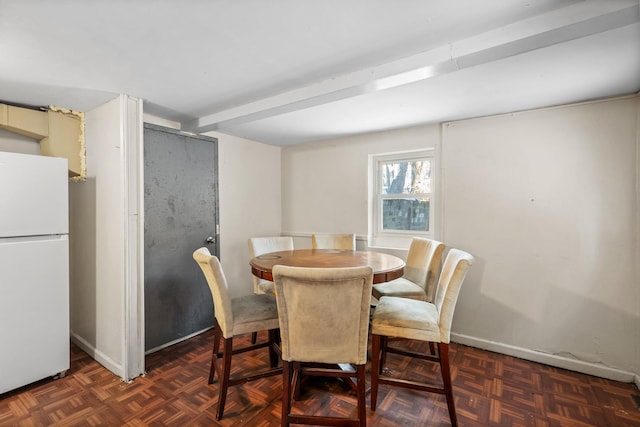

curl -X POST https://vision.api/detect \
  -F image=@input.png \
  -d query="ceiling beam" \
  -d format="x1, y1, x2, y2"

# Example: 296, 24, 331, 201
185, 1, 639, 134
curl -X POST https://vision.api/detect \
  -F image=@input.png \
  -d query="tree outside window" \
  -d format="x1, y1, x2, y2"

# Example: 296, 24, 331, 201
369, 148, 436, 251
380, 159, 431, 232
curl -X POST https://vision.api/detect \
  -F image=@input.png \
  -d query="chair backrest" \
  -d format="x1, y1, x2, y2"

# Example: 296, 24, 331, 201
248, 236, 294, 294
433, 248, 474, 343
404, 237, 445, 302
311, 233, 356, 250
273, 265, 373, 365
193, 247, 234, 338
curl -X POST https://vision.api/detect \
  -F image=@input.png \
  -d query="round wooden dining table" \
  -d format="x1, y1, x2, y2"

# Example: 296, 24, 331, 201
250, 249, 405, 284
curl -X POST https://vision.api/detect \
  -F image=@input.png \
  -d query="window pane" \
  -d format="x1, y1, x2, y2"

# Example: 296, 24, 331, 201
382, 198, 429, 231
381, 160, 431, 194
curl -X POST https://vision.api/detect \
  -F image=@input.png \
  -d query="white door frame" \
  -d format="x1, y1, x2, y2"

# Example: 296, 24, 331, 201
122, 95, 145, 380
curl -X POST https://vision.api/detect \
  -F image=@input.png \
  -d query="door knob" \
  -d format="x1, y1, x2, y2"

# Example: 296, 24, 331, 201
206, 236, 215, 244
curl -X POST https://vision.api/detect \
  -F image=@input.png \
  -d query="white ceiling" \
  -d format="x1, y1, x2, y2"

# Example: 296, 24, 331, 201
1, 0, 638, 146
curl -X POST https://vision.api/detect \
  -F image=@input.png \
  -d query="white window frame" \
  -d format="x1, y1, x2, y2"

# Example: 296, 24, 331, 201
369, 149, 436, 249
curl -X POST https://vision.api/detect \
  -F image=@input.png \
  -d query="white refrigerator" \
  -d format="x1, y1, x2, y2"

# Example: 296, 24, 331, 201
0, 151, 70, 395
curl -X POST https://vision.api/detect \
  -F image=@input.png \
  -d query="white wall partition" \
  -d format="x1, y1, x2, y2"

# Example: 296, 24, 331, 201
441, 95, 639, 380
69, 95, 144, 381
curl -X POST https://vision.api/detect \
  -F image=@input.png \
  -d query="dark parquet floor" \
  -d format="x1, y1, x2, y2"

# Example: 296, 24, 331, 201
1, 329, 639, 426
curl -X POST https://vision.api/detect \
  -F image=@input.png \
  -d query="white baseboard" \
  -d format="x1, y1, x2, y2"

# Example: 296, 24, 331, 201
451, 333, 637, 384
145, 326, 213, 355
70, 332, 124, 380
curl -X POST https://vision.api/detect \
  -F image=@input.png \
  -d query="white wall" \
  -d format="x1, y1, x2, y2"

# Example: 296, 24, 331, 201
442, 95, 639, 381
281, 95, 639, 383
69, 97, 124, 375
0, 129, 39, 154
205, 131, 282, 298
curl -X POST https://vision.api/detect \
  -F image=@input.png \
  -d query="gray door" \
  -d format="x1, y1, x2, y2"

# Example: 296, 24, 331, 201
143, 123, 219, 351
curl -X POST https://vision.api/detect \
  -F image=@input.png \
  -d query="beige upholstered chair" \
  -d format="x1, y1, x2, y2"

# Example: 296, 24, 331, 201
192, 247, 281, 420
273, 265, 373, 427
248, 236, 294, 294
372, 237, 445, 302
370, 248, 474, 427
311, 233, 356, 250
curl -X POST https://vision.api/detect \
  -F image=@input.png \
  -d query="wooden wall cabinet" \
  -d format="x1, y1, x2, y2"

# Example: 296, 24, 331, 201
0, 103, 85, 178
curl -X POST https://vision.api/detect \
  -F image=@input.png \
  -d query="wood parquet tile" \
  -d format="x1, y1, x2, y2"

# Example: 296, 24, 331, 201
1, 329, 639, 426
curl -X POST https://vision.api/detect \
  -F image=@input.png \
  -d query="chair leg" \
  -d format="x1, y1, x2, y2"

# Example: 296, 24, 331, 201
379, 335, 388, 372
439, 342, 457, 427
292, 362, 302, 401
356, 364, 366, 427
251, 331, 258, 344
268, 329, 279, 368
370, 333, 381, 411
216, 337, 233, 421
282, 361, 293, 427
428, 341, 437, 355
284, 360, 365, 426
209, 322, 222, 384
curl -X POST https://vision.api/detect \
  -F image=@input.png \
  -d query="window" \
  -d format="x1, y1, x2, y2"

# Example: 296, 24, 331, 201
370, 150, 435, 248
